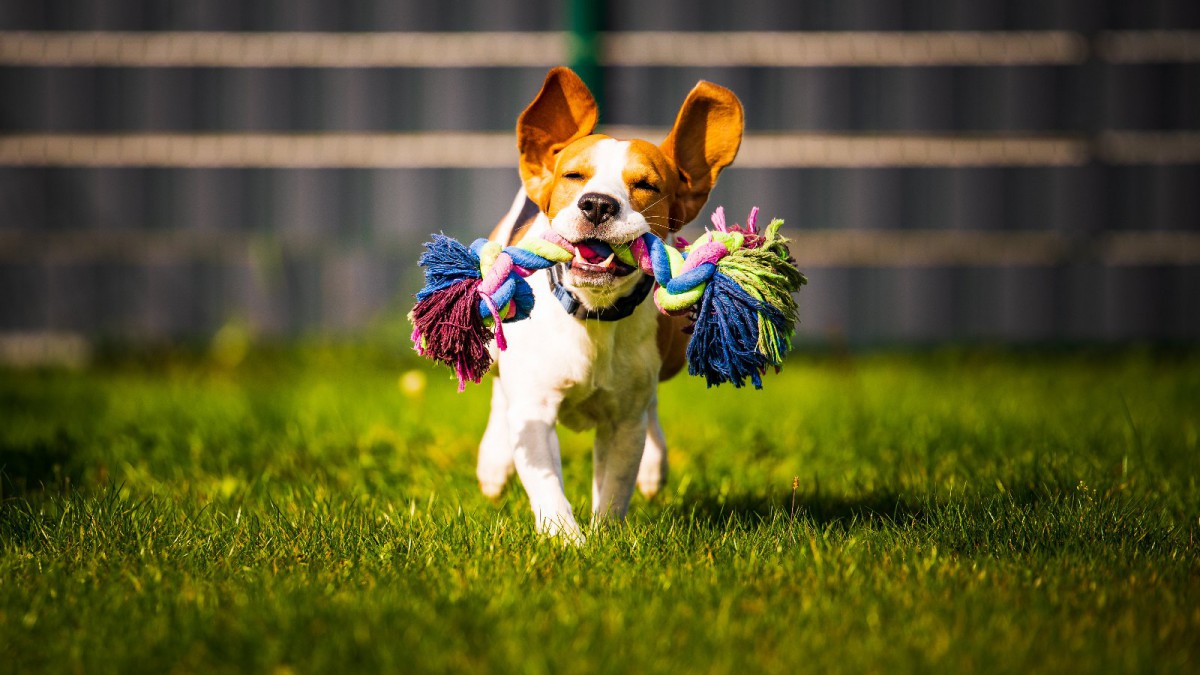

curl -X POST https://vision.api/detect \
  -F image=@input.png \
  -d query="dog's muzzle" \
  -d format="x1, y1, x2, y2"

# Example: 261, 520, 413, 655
565, 239, 637, 277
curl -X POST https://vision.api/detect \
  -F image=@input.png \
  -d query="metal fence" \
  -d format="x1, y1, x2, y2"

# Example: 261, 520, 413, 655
1, 1, 1198, 347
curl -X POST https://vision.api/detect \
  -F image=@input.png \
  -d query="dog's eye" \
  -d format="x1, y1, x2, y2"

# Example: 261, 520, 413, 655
633, 179, 660, 193
562, 171, 586, 181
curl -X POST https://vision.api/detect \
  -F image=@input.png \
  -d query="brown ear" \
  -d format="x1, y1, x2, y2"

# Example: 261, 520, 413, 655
660, 81, 744, 229
517, 67, 599, 211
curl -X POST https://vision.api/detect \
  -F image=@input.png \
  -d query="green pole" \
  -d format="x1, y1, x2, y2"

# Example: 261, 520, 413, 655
568, 0, 604, 113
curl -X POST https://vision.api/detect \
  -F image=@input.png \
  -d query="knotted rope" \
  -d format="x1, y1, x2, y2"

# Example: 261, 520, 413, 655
409, 207, 807, 390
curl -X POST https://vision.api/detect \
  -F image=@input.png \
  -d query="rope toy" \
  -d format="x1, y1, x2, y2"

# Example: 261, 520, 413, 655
409, 207, 807, 390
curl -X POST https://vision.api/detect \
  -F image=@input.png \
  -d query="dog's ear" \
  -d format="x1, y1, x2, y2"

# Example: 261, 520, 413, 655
661, 81, 744, 229
517, 67, 599, 211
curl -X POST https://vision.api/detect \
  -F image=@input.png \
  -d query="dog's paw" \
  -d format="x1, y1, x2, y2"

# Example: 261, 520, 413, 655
475, 473, 508, 499
476, 460, 513, 500
478, 480, 506, 500
636, 451, 668, 500
637, 473, 666, 500
539, 516, 586, 546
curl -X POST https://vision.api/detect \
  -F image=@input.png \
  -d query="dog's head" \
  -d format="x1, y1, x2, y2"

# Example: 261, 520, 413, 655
517, 67, 744, 309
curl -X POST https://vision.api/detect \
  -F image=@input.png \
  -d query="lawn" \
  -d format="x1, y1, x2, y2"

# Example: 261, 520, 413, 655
1, 343, 1198, 674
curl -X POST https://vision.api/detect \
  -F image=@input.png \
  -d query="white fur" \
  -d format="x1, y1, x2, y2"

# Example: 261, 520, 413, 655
476, 140, 670, 541
545, 140, 652, 311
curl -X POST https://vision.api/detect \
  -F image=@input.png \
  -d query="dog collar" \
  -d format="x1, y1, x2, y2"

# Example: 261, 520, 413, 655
547, 265, 656, 321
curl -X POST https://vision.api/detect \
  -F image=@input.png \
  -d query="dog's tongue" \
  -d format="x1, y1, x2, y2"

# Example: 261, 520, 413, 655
575, 241, 614, 264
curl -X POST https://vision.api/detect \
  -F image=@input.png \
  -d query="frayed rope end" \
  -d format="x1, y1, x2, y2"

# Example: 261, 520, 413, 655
409, 236, 496, 390
685, 220, 807, 388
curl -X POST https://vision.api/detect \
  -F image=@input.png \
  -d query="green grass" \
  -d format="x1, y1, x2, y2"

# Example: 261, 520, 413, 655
2, 344, 1198, 674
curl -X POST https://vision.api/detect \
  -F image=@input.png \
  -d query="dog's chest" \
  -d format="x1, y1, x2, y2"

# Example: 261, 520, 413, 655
501, 272, 660, 431
557, 315, 656, 430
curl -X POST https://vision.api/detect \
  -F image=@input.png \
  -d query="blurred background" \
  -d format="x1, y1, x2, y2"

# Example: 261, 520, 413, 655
0, 0, 1197, 362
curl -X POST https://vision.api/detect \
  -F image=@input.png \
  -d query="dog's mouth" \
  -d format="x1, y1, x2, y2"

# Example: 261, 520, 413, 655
567, 239, 638, 278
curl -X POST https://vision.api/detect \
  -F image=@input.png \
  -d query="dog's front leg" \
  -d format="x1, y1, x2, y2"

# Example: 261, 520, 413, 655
507, 399, 583, 542
592, 415, 650, 524
477, 378, 514, 498
636, 390, 669, 499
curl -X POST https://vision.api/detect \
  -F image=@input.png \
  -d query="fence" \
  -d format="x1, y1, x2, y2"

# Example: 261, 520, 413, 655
1, 1, 1198, 346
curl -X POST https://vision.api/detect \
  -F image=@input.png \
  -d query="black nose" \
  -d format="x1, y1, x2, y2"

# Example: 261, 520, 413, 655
577, 192, 620, 226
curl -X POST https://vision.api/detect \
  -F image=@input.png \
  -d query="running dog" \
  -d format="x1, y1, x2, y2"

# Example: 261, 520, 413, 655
477, 67, 744, 540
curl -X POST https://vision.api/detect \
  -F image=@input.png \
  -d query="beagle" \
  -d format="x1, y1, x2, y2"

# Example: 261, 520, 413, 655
476, 67, 744, 540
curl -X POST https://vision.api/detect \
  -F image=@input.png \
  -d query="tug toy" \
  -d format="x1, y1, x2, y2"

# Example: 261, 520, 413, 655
409, 207, 807, 390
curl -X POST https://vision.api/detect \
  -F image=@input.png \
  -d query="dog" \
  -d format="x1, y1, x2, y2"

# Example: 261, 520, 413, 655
476, 67, 744, 541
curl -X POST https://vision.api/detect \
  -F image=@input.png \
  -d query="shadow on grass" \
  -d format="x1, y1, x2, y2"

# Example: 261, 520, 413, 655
677, 489, 928, 529
0, 434, 86, 499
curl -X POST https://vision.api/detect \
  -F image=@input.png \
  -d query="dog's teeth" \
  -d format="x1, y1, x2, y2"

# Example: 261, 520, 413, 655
600, 253, 615, 267
574, 248, 587, 264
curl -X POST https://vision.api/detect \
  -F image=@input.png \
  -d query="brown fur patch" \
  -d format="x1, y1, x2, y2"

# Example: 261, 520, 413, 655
508, 71, 744, 382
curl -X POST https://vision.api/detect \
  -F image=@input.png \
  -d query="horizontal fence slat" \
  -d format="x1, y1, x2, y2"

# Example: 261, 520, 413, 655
0, 132, 519, 168
737, 133, 1089, 167
1095, 31, 1200, 63
0, 31, 567, 67
603, 31, 1089, 67
0, 30, 1196, 68
1096, 132, 1200, 165
4, 131, 1199, 167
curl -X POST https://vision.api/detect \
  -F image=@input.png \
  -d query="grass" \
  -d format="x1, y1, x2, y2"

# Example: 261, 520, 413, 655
1, 343, 1198, 674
